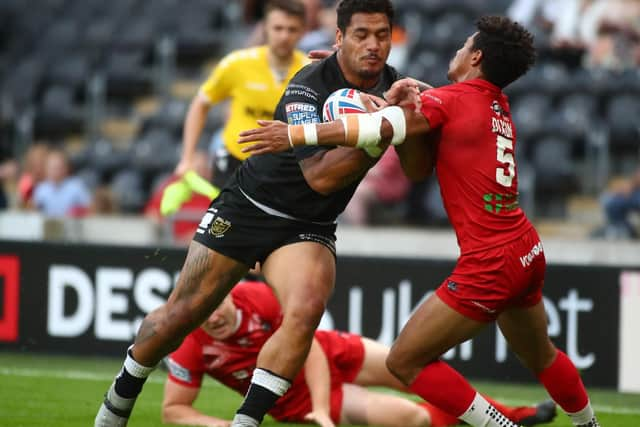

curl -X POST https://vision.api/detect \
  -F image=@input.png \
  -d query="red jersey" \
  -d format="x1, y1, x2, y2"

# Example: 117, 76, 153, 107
167, 281, 364, 422
144, 175, 212, 241
419, 79, 532, 254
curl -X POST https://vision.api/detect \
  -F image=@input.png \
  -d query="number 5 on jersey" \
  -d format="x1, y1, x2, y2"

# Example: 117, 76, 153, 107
496, 135, 515, 187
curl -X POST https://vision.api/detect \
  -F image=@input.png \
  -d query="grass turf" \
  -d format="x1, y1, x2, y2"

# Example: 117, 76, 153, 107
0, 352, 638, 427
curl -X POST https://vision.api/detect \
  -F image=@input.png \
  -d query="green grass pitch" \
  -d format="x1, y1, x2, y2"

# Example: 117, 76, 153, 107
0, 352, 639, 426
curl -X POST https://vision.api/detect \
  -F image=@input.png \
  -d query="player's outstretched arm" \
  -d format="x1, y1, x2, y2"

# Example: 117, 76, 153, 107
303, 337, 336, 427
162, 380, 231, 427
238, 103, 431, 156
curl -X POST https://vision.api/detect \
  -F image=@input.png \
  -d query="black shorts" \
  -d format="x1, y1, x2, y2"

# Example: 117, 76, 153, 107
212, 146, 243, 189
193, 183, 337, 267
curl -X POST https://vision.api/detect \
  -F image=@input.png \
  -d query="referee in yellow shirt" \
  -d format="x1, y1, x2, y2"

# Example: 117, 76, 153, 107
175, 0, 309, 188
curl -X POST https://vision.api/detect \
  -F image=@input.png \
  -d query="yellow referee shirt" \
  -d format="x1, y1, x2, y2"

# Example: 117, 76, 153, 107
200, 45, 309, 160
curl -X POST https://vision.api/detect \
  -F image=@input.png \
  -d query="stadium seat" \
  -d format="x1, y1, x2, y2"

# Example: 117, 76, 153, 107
74, 138, 130, 177
510, 93, 553, 142
110, 169, 146, 213
431, 12, 473, 53
76, 167, 102, 191
606, 95, 640, 159
34, 85, 84, 138
547, 93, 598, 144
536, 62, 572, 97
47, 54, 90, 92
129, 129, 179, 175
532, 136, 579, 217
141, 100, 189, 137
105, 51, 153, 99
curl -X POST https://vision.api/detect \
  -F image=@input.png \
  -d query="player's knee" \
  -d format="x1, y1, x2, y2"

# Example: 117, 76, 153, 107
385, 348, 414, 385
404, 407, 431, 427
283, 294, 326, 328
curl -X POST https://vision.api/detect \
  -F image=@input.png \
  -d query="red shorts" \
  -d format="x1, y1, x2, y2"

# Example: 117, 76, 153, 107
270, 330, 365, 423
436, 227, 545, 322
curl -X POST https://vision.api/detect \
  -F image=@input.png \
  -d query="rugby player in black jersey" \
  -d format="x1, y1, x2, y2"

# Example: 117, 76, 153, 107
95, 2, 413, 427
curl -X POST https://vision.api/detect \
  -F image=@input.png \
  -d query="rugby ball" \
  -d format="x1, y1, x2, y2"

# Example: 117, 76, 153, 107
322, 88, 366, 122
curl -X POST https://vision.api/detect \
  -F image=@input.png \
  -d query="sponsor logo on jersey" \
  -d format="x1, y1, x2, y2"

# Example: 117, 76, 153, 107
167, 358, 192, 383
423, 93, 443, 104
210, 216, 232, 237
285, 83, 319, 100
520, 241, 544, 268
470, 300, 497, 314
491, 100, 507, 117
297, 233, 336, 255
285, 102, 320, 125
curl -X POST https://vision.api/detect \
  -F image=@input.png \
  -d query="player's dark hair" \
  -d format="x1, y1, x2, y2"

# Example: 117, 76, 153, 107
336, 0, 394, 33
472, 15, 536, 88
265, 0, 306, 23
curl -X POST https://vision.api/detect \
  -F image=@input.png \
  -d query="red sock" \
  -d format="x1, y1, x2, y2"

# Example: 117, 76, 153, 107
417, 402, 460, 427
483, 395, 536, 423
408, 360, 476, 417
537, 350, 589, 413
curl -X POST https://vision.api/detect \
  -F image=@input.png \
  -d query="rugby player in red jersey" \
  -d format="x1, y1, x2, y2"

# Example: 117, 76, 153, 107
162, 281, 556, 427
239, 15, 600, 427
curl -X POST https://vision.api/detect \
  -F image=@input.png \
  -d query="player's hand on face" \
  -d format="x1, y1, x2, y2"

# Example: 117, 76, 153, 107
384, 78, 423, 112
304, 410, 336, 427
239, 120, 291, 155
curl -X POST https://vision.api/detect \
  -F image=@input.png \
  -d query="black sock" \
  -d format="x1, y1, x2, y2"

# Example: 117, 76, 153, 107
114, 367, 147, 399
236, 383, 281, 423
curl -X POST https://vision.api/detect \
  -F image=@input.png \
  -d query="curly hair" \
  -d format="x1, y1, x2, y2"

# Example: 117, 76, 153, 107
472, 15, 536, 88
336, 0, 394, 33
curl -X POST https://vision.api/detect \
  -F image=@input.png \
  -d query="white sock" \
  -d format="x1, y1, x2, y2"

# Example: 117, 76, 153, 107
231, 413, 261, 427
458, 393, 518, 427
567, 401, 598, 426
123, 345, 155, 378
251, 368, 291, 396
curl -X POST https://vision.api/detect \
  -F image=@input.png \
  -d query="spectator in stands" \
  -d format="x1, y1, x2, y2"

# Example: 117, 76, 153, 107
146, 150, 213, 245
17, 143, 49, 208
341, 148, 411, 225
298, 0, 337, 52
90, 186, 119, 215
579, 0, 640, 70
32, 148, 92, 217
593, 168, 640, 239
507, 0, 584, 48
0, 157, 17, 210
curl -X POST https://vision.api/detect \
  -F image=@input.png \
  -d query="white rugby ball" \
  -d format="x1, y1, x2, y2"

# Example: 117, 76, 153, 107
322, 88, 366, 122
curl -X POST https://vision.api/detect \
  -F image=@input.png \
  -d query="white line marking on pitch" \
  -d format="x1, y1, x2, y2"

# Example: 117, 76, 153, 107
0, 367, 222, 388
2, 368, 639, 415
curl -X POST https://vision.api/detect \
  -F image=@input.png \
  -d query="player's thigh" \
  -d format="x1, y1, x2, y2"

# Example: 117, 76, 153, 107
340, 384, 429, 427
388, 292, 487, 381
262, 241, 336, 314
354, 337, 407, 391
497, 300, 556, 373
167, 240, 248, 321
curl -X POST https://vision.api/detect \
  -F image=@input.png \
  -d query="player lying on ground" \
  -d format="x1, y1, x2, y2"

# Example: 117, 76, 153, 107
162, 280, 557, 427
238, 15, 600, 427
